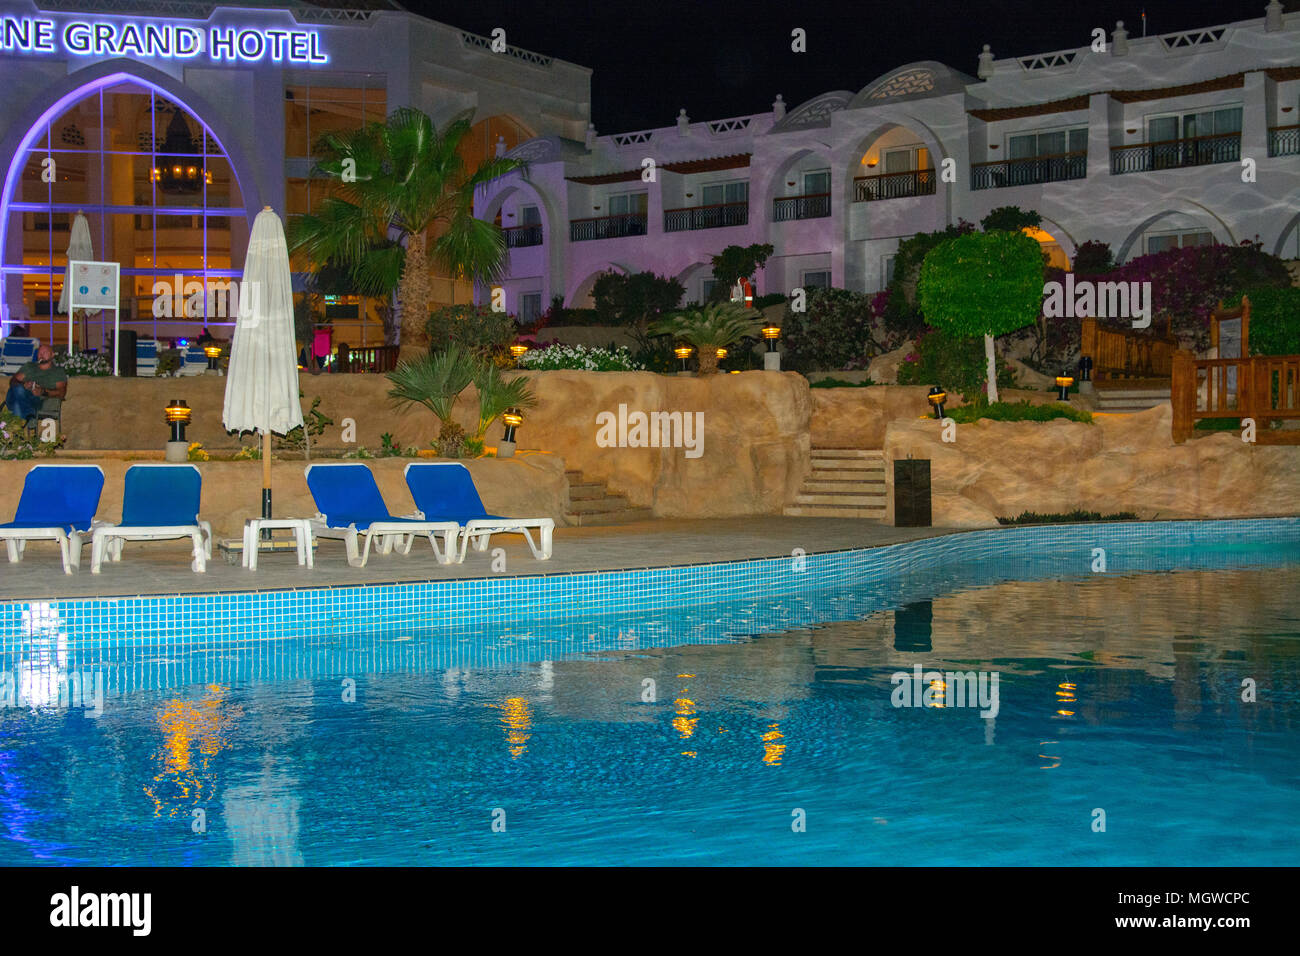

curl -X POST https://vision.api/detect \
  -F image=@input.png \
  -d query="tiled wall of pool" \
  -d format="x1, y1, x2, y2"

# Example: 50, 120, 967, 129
2, 518, 1297, 649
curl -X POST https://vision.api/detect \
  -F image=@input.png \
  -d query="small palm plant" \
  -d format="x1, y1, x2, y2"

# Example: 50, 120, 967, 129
473, 363, 537, 440
648, 302, 760, 375
387, 345, 477, 456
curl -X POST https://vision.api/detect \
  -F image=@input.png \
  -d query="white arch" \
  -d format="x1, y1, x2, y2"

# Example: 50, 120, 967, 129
1114, 200, 1237, 263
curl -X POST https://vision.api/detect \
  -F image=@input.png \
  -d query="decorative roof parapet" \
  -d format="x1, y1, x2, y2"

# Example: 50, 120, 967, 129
769, 91, 853, 132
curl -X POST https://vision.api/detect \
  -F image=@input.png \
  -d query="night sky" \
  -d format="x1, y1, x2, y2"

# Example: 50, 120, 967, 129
408, 0, 1279, 132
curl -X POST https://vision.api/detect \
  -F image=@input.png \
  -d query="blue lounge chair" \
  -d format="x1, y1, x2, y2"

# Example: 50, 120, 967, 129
90, 464, 212, 573
0, 464, 104, 573
136, 338, 159, 377
0, 336, 38, 375
404, 462, 554, 563
305, 463, 459, 567
178, 345, 208, 376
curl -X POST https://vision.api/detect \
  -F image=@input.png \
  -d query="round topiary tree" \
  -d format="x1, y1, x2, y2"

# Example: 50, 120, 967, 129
917, 230, 1044, 403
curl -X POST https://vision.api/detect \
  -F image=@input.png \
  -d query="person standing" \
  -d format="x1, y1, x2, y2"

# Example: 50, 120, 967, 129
4, 345, 68, 424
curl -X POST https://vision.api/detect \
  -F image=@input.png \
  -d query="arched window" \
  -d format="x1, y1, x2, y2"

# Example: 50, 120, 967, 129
3, 78, 247, 346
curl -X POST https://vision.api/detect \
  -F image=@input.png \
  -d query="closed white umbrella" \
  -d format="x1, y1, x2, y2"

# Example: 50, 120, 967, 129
57, 211, 93, 352
223, 206, 304, 526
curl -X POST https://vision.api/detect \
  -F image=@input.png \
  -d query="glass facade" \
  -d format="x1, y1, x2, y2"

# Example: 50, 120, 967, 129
3, 79, 247, 347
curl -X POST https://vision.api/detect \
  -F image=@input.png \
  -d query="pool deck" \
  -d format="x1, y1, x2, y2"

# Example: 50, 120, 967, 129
0, 518, 959, 602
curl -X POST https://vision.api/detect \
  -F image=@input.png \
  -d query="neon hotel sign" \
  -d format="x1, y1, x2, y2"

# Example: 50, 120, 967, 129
0, 13, 328, 64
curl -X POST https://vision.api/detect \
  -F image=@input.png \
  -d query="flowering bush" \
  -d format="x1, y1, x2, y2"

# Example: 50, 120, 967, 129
0, 410, 63, 459
187, 442, 209, 462
781, 286, 917, 372
53, 349, 111, 376
518, 343, 645, 371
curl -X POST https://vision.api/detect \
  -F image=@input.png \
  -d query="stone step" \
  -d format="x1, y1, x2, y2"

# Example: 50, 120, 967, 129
810, 457, 883, 470
563, 507, 654, 526
802, 479, 885, 492
567, 483, 607, 501
794, 492, 887, 506
1097, 392, 1170, 401
809, 448, 885, 459
565, 495, 634, 514
782, 505, 887, 519
564, 470, 585, 482
810, 468, 886, 481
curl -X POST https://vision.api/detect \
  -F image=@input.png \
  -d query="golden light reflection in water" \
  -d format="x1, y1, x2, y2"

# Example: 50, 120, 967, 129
495, 697, 533, 759
1038, 741, 1061, 770
144, 685, 241, 818
761, 723, 785, 765
930, 678, 946, 708
673, 675, 699, 756
1056, 681, 1077, 718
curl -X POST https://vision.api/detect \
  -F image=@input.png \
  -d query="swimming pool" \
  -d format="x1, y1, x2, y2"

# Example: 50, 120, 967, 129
1, 521, 1298, 865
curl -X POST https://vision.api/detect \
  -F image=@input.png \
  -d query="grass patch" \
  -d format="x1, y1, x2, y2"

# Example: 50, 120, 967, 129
1194, 417, 1242, 431
948, 400, 1092, 424
809, 376, 876, 388
997, 509, 1139, 526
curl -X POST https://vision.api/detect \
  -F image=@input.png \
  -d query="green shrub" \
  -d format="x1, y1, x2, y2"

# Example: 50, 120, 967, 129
809, 376, 876, 388
425, 304, 517, 359
753, 293, 787, 309
947, 400, 1092, 424
780, 287, 873, 372
0, 410, 62, 459
997, 509, 1137, 525
1194, 417, 1243, 431
1242, 287, 1300, 356
897, 328, 1015, 397
518, 343, 645, 371
592, 271, 684, 326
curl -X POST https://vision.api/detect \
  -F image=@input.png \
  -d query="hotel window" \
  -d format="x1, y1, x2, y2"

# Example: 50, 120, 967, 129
701, 278, 718, 301
701, 181, 748, 205
883, 146, 930, 173
520, 205, 542, 226
519, 292, 543, 323
802, 270, 831, 290
1146, 107, 1242, 142
284, 77, 387, 160
1008, 127, 1087, 158
4, 79, 245, 346
608, 192, 648, 216
880, 254, 897, 291
802, 170, 830, 195
1145, 231, 1213, 254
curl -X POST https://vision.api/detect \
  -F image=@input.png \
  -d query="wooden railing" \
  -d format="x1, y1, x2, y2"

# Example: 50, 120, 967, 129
1110, 131, 1240, 174
853, 168, 936, 201
1172, 350, 1300, 444
772, 192, 830, 221
1080, 317, 1177, 381
663, 201, 749, 232
334, 343, 399, 373
970, 151, 1086, 190
1268, 124, 1300, 157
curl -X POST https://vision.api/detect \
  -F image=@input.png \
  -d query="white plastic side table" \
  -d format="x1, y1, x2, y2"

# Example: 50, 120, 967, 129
242, 518, 314, 570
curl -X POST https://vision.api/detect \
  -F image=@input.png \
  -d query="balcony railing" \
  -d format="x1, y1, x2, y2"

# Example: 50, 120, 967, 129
853, 168, 936, 202
772, 192, 830, 222
568, 212, 648, 242
663, 201, 749, 232
503, 223, 543, 247
970, 152, 1087, 190
1110, 132, 1240, 175
1269, 125, 1300, 158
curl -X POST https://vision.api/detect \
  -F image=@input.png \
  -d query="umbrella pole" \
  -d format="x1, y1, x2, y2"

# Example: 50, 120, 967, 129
261, 429, 273, 540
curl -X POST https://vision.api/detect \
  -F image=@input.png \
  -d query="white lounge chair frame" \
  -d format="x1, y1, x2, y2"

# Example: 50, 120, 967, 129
0, 463, 104, 574
89, 464, 212, 573
304, 463, 459, 568
403, 463, 554, 563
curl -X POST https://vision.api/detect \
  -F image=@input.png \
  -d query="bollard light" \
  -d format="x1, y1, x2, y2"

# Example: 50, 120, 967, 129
164, 399, 192, 442
1078, 354, 1093, 382
502, 407, 523, 444
1056, 371, 1075, 402
761, 322, 781, 353
926, 386, 946, 420
675, 345, 693, 372
715, 347, 728, 360
204, 344, 221, 372
509, 342, 529, 360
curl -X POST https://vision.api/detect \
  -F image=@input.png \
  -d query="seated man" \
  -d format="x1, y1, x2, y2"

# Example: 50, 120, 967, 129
4, 345, 67, 425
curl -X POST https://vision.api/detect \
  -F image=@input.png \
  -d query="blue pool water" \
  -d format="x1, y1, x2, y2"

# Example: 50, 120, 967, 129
1, 535, 1298, 865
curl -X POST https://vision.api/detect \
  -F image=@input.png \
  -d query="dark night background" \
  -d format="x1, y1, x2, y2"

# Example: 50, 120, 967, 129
403, 0, 1287, 132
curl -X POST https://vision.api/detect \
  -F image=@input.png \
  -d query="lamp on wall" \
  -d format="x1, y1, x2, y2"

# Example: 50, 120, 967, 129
762, 322, 781, 371
153, 110, 204, 196
498, 407, 523, 458
926, 387, 947, 420
164, 399, 192, 461
1056, 371, 1076, 402
675, 345, 693, 374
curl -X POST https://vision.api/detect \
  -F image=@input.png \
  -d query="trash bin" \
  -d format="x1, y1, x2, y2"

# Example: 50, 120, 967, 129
116, 329, 137, 377
893, 458, 931, 527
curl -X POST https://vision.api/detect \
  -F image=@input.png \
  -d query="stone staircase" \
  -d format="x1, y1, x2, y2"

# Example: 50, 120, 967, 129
782, 449, 887, 519
1093, 379, 1172, 413
563, 471, 653, 526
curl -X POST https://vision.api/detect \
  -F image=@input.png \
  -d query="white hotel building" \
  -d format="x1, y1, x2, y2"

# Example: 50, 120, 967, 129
480, 3, 1300, 320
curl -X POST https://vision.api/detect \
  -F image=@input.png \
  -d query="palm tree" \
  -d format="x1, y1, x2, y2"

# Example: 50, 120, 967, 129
473, 363, 537, 440
648, 303, 760, 374
290, 107, 524, 361
387, 346, 478, 455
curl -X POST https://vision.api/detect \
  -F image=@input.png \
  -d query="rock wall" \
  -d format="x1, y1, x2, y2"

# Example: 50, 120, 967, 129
884, 403, 1300, 527
47, 369, 813, 519
0, 455, 569, 541
811, 386, 933, 448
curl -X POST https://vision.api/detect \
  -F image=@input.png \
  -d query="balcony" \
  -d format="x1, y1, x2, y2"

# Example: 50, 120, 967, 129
772, 193, 830, 222
503, 223, 543, 247
853, 169, 936, 202
568, 213, 648, 242
1269, 125, 1300, 158
663, 201, 749, 232
970, 152, 1086, 190
1110, 132, 1240, 175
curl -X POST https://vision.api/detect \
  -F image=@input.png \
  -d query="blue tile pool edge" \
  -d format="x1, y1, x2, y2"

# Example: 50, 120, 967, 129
3, 517, 1298, 645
